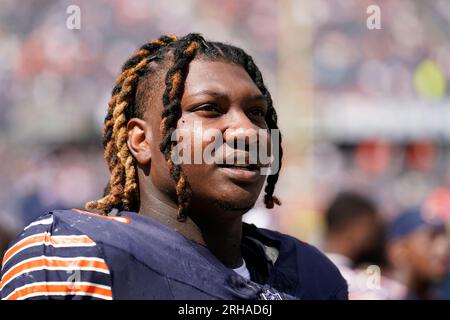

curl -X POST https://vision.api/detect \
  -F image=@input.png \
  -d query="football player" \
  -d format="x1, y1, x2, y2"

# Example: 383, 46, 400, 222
1, 34, 347, 300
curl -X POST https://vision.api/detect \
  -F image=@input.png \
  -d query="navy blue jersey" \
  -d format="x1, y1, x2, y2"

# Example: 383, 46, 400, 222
1, 209, 348, 300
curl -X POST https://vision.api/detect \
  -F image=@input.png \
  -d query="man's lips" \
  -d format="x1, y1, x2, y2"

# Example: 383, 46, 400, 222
216, 163, 261, 182
217, 163, 261, 170
211, 149, 270, 181
219, 150, 265, 169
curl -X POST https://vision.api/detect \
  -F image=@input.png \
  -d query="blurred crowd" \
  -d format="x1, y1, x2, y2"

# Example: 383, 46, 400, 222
0, 0, 277, 248
1, 0, 450, 299
311, 0, 450, 220
323, 191, 449, 299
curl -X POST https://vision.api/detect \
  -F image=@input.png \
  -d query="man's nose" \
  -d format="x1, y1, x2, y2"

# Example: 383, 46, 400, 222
223, 111, 259, 150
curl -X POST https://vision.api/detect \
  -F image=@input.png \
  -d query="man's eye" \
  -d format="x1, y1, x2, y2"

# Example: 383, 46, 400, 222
195, 104, 221, 114
248, 108, 266, 118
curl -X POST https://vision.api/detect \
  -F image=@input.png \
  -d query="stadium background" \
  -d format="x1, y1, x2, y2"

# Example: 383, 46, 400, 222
0, 0, 449, 297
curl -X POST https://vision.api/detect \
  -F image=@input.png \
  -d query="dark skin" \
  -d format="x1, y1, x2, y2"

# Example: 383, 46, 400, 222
325, 213, 382, 262
127, 59, 270, 268
387, 227, 449, 299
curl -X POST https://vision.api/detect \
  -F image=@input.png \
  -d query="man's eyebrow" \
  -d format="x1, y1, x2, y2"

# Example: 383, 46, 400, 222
187, 90, 227, 98
246, 94, 266, 102
186, 91, 266, 102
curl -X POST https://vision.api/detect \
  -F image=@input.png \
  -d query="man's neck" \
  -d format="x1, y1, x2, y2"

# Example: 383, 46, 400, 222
139, 178, 244, 268
139, 180, 206, 246
408, 274, 433, 300
324, 235, 356, 263
194, 215, 244, 269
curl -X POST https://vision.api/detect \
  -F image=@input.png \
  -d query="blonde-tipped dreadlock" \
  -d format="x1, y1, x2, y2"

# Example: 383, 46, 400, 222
86, 35, 178, 214
86, 33, 282, 220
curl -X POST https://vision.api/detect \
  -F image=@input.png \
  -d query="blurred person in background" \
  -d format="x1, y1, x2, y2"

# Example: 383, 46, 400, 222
15, 144, 101, 227
323, 192, 386, 299
384, 208, 449, 300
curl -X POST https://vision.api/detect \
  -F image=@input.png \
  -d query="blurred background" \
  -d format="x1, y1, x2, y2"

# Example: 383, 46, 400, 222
0, 0, 449, 299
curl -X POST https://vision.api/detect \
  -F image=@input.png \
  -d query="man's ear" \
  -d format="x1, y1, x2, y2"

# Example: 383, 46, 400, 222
127, 118, 152, 167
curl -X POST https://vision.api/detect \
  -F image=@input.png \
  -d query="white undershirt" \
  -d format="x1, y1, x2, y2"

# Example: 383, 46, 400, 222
232, 259, 251, 280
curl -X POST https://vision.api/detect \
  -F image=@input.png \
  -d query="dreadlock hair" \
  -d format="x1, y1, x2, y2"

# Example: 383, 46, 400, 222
86, 33, 283, 221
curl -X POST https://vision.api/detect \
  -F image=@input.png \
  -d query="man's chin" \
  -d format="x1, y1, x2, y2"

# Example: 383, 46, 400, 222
212, 198, 256, 213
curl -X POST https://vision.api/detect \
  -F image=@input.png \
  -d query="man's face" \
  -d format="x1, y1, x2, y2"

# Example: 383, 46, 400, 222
143, 59, 270, 221
349, 213, 383, 262
404, 227, 449, 281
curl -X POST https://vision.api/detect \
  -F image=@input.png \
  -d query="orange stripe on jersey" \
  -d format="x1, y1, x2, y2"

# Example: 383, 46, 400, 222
50, 235, 96, 246
5, 283, 112, 300
71, 208, 131, 224
2, 234, 95, 267
1, 257, 110, 290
